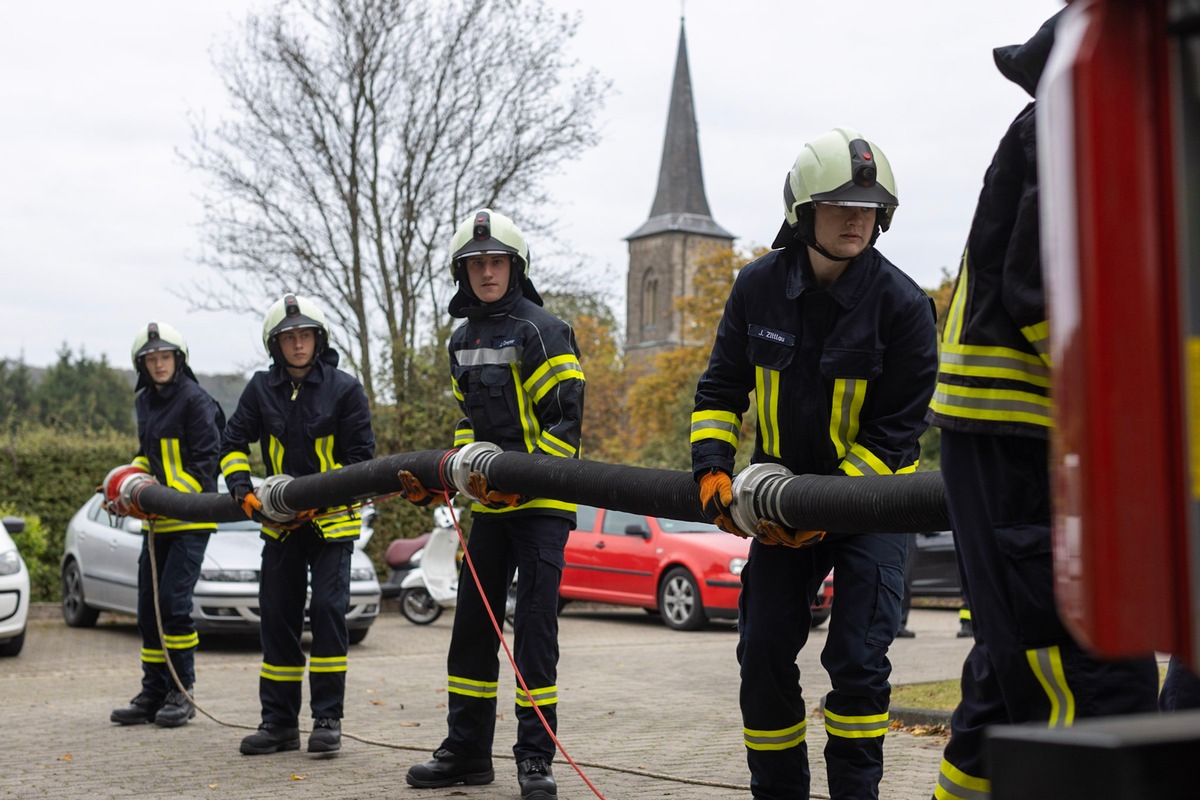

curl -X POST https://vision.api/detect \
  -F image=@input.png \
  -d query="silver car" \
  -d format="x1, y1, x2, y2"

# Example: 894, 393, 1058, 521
0, 516, 31, 657
60, 479, 381, 643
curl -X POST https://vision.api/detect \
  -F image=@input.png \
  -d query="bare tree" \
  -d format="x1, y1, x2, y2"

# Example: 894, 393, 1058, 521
185, 0, 607, 429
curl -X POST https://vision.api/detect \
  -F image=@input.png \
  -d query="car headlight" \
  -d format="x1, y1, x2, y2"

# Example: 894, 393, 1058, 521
350, 567, 377, 582
200, 569, 258, 582
0, 549, 20, 576
728, 557, 747, 577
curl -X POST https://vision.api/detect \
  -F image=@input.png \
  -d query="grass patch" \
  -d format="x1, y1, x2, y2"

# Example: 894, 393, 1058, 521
892, 679, 961, 711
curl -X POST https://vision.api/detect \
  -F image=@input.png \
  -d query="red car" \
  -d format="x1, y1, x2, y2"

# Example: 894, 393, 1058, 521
560, 505, 834, 631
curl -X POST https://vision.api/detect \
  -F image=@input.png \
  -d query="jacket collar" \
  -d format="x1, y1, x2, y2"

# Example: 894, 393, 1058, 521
784, 245, 877, 309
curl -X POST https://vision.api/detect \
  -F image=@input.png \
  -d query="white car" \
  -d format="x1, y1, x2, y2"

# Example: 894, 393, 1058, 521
0, 516, 31, 657
60, 479, 381, 643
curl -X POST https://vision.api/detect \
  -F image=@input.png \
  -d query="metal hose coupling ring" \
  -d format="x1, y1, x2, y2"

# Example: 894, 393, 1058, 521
731, 463, 795, 537
449, 441, 503, 501
258, 474, 300, 523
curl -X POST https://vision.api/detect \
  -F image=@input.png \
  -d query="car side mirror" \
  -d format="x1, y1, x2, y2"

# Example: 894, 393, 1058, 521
624, 524, 651, 539
2, 516, 25, 535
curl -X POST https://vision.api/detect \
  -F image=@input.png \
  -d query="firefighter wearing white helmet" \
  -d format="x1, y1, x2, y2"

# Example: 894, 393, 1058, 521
691, 129, 937, 799
403, 209, 583, 799
109, 322, 224, 730
221, 292, 374, 757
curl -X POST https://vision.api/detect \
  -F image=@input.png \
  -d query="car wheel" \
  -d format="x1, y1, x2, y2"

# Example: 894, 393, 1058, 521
658, 567, 706, 631
348, 627, 369, 645
0, 629, 24, 657
61, 558, 100, 628
399, 587, 442, 625
810, 608, 831, 628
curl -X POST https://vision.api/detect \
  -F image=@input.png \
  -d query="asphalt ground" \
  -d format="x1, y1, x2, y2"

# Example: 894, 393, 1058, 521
1, 603, 974, 800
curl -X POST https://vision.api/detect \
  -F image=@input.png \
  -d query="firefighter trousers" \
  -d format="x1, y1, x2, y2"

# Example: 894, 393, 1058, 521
441, 513, 568, 763
137, 530, 210, 696
258, 526, 352, 726
935, 431, 1159, 799
738, 532, 906, 800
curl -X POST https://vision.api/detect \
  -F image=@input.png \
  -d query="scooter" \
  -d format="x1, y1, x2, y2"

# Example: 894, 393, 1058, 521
398, 505, 516, 627
379, 529, 431, 601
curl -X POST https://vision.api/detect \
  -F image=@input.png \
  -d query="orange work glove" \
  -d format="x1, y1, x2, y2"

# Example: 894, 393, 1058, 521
397, 470, 434, 506
467, 472, 522, 509
755, 519, 826, 548
237, 489, 269, 524
698, 469, 748, 538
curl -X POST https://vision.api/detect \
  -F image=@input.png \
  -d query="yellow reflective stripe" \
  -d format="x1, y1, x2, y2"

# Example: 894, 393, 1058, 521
147, 518, 217, 534
537, 429, 576, 458
823, 708, 890, 739
316, 510, 361, 539
267, 435, 284, 474
942, 250, 969, 346
960, 607, 972, 622
939, 343, 1051, 388
221, 451, 251, 476
309, 655, 348, 674
935, 757, 991, 800
141, 648, 166, 664
690, 409, 741, 445
1027, 646, 1076, 727
260, 663, 305, 682
314, 434, 342, 473
132, 455, 151, 471
470, 498, 577, 515
160, 438, 202, 493
454, 427, 475, 446
1021, 320, 1050, 361
524, 354, 585, 404
513, 364, 540, 453
829, 378, 865, 459
452, 378, 464, 402
755, 366, 782, 457
515, 685, 559, 707
448, 675, 499, 699
929, 382, 1053, 427
261, 526, 286, 541
744, 719, 806, 751
163, 631, 199, 651
839, 442, 894, 477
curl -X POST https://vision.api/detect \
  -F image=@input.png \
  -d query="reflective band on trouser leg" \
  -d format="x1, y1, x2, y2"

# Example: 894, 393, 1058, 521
309, 655, 347, 674
823, 708, 890, 739
935, 757, 992, 800
515, 685, 558, 708
141, 647, 167, 665
1026, 646, 1076, 727
744, 719, 807, 751
261, 663, 306, 682
448, 675, 499, 699
163, 632, 199, 652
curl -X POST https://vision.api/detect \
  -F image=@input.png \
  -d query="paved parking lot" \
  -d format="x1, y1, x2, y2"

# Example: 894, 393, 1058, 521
0, 603, 971, 799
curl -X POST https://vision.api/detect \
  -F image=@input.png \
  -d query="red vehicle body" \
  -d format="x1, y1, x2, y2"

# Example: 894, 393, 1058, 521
559, 504, 833, 631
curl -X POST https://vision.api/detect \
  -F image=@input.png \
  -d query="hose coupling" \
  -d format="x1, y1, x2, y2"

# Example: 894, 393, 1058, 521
258, 474, 299, 523
449, 442, 503, 501
731, 463, 795, 536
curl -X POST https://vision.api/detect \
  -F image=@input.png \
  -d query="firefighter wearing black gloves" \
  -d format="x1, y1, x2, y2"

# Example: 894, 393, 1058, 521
691, 129, 937, 800
927, 15, 1159, 799
110, 323, 224, 729
404, 209, 584, 800
221, 293, 375, 758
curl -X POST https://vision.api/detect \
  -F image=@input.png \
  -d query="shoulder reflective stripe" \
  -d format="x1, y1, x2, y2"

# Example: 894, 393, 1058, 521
525, 354, 585, 403
942, 250, 969, 346
823, 708, 890, 739
260, 662, 305, 682
743, 719, 806, 751
930, 383, 1053, 427
448, 675, 499, 698
470, 498, 577, 514
314, 435, 342, 473
537, 429, 576, 458
1027, 645, 1076, 727
515, 685, 559, 707
148, 519, 217, 534
309, 655, 348, 673
160, 438, 202, 493
268, 435, 285, 474
457, 345, 520, 366
690, 409, 741, 445
829, 378, 865, 459
132, 455, 151, 471
935, 758, 991, 800
939, 344, 1051, 387
755, 366, 782, 457
140, 647, 166, 664
511, 363, 540, 452
221, 451, 251, 475
454, 428, 475, 446
839, 442, 893, 477
163, 631, 199, 651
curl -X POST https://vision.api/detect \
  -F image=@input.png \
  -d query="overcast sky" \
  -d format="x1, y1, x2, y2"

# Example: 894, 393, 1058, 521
0, 0, 1063, 377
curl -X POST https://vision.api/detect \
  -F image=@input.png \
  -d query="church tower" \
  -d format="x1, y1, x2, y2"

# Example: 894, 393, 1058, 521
625, 19, 734, 372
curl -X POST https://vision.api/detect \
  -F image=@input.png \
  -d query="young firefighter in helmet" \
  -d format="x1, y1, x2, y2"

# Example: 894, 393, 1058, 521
110, 323, 225, 729
400, 209, 584, 800
690, 129, 937, 800
220, 294, 374, 757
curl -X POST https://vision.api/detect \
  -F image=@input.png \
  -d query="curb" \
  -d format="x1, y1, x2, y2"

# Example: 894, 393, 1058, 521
890, 705, 952, 729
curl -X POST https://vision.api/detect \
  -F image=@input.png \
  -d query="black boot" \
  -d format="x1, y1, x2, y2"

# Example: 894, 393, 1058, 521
517, 757, 557, 799
240, 723, 301, 755
155, 688, 196, 728
406, 748, 494, 788
110, 692, 162, 725
307, 718, 341, 755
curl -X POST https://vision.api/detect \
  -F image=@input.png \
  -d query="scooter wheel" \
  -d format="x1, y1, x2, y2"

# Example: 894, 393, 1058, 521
399, 587, 443, 625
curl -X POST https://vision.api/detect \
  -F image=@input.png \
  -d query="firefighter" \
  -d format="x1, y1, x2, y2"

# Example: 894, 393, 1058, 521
926, 13, 1160, 799
110, 322, 224, 728
402, 209, 584, 800
691, 129, 938, 800
222, 293, 375, 757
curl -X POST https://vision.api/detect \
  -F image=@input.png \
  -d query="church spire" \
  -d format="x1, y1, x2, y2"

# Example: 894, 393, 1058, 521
627, 19, 732, 240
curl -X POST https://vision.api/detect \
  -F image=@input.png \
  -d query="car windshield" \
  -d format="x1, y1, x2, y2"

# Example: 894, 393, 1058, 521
655, 517, 721, 534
